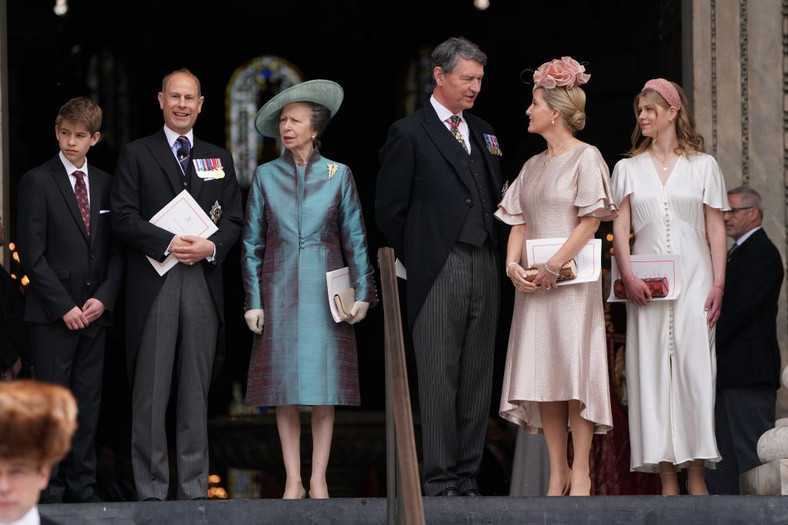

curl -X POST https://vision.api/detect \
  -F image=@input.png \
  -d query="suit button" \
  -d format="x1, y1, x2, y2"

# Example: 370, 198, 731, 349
85, 280, 93, 287
465, 199, 472, 205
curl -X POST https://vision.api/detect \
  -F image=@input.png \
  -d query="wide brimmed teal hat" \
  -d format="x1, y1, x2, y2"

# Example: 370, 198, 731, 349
254, 79, 344, 138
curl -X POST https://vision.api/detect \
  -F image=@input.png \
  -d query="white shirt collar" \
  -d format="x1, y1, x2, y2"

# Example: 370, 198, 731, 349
4, 505, 41, 525
733, 226, 761, 247
430, 95, 463, 123
58, 151, 88, 178
163, 126, 194, 149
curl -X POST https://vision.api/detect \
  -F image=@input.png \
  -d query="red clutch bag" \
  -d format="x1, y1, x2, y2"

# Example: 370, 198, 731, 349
613, 277, 669, 299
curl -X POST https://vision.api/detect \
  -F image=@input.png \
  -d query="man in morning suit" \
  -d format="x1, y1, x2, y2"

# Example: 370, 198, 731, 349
375, 37, 503, 497
111, 69, 242, 500
16, 97, 123, 503
706, 186, 784, 494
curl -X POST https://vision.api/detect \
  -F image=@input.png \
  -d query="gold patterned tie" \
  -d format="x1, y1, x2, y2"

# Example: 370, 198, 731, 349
447, 115, 468, 153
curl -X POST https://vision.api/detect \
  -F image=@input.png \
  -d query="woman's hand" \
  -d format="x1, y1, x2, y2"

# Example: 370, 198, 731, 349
347, 301, 370, 324
531, 263, 558, 292
704, 285, 724, 327
623, 276, 652, 306
507, 263, 538, 293
244, 308, 264, 334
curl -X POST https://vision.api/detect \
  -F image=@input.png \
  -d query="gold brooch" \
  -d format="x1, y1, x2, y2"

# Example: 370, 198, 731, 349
327, 163, 339, 180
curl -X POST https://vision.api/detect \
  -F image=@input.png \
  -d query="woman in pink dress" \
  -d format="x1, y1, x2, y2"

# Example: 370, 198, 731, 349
496, 57, 617, 496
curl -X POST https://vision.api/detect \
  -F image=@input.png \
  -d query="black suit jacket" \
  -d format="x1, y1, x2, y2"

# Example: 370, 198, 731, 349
716, 228, 784, 389
16, 156, 123, 327
375, 103, 503, 325
110, 129, 242, 379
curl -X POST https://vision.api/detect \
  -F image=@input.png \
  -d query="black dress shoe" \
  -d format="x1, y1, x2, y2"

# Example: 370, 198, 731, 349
435, 486, 459, 497
142, 497, 163, 502
461, 488, 480, 497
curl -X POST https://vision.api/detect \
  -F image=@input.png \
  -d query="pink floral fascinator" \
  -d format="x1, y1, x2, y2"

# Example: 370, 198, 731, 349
532, 57, 590, 90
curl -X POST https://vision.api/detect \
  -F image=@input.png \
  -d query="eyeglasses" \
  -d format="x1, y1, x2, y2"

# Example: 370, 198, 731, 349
722, 206, 753, 215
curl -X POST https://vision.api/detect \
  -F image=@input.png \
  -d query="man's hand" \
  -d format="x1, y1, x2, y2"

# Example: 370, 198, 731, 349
82, 298, 106, 323
62, 306, 90, 330
170, 235, 215, 265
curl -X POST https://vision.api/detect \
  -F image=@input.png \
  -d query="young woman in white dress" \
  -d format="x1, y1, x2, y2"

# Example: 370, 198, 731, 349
611, 79, 727, 495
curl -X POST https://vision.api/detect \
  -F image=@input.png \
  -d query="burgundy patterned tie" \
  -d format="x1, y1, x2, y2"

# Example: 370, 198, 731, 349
73, 170, 91, 238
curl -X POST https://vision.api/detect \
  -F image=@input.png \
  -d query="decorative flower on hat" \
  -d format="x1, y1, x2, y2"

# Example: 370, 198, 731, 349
533, 57, 590, 89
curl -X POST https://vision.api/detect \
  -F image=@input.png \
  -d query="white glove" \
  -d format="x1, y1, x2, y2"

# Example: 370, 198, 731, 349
244, 309, 264, 334
346, 301, 370, 325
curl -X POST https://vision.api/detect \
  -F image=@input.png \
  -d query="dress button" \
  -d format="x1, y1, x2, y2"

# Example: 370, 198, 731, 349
465, 199, 472, 206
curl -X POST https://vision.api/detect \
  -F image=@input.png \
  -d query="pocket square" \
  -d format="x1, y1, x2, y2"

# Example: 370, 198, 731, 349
99, 209, 111, 214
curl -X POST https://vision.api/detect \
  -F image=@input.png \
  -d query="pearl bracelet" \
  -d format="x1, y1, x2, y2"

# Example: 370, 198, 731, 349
544, 261, 560, 277
506, 262, 518, 278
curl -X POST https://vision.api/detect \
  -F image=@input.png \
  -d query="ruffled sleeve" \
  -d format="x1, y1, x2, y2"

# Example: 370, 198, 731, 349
574, 146, 618, 220
697, 153, 730, 210
610, 156, 634, 205
494, 165, 527, 226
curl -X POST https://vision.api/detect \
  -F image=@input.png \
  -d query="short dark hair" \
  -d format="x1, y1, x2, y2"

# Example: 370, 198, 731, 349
55, 97, 102, 135
431, 37, 487, 76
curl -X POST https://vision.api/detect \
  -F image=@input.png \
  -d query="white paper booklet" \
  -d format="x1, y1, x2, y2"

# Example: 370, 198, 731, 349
607, 254, 681, 302
146, 189, 218, 276
326, 267, 351, 323
524, 238, 602, 286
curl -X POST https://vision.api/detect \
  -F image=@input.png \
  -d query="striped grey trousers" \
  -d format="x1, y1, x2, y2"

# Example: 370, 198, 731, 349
411, 242, 499, 496
131, 262, 218, 500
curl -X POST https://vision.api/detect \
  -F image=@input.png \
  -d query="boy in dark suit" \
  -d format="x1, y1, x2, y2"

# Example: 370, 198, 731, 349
16, 97, 123, 503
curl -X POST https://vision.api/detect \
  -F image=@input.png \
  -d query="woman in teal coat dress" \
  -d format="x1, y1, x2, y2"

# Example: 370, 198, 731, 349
241, 80, 377, 499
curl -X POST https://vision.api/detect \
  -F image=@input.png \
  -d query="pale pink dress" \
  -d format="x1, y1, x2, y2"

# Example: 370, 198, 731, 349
495, 143, 617, 434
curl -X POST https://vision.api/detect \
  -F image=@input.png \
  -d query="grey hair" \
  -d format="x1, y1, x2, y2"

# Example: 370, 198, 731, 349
306, 102, 332, 149
728, 185, 764, 219
431, 37, 487, 78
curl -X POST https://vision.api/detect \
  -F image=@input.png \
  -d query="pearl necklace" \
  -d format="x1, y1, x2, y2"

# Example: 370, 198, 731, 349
540, 137, 572, 168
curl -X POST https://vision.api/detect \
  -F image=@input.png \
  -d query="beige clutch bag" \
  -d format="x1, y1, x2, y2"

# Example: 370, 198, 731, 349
333, 288, 356, 322
523, 259, 578, 282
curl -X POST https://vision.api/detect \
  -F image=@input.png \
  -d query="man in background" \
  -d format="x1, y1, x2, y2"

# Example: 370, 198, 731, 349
707, 186, 784, 494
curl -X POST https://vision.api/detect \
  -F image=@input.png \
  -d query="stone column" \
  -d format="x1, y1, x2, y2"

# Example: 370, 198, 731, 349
684, 0, 788, 417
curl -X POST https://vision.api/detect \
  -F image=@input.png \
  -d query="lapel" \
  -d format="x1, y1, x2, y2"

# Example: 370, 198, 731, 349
49, 157, 89, 243
729, 228, 763, 264
465, 113, 502, 191
149, 129, 187, 196
87, 165, 103, 246
421, 105, 476, 193
188, 137, 206, 201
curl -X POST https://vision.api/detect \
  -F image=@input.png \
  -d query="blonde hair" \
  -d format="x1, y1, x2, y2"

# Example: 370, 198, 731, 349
537, 85, 587, 133
0, 381, 77, 466
629, 81, 704, 157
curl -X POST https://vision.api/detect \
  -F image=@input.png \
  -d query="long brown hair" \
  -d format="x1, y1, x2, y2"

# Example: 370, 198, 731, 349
628, 81, 704, 157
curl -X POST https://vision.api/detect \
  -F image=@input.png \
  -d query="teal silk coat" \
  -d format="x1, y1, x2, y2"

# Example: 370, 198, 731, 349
241, 149, 377, 406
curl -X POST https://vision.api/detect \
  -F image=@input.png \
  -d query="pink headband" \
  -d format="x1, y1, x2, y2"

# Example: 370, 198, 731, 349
642, 78, 681, 110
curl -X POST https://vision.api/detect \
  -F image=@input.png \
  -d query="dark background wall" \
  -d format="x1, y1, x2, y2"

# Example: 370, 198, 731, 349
6, 0, 682, 493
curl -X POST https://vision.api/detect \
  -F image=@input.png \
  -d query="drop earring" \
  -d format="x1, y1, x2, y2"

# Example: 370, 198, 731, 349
551, 119, 555, 125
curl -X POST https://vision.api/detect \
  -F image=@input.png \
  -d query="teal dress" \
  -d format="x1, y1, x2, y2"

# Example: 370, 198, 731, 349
241, 149, 377, 406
